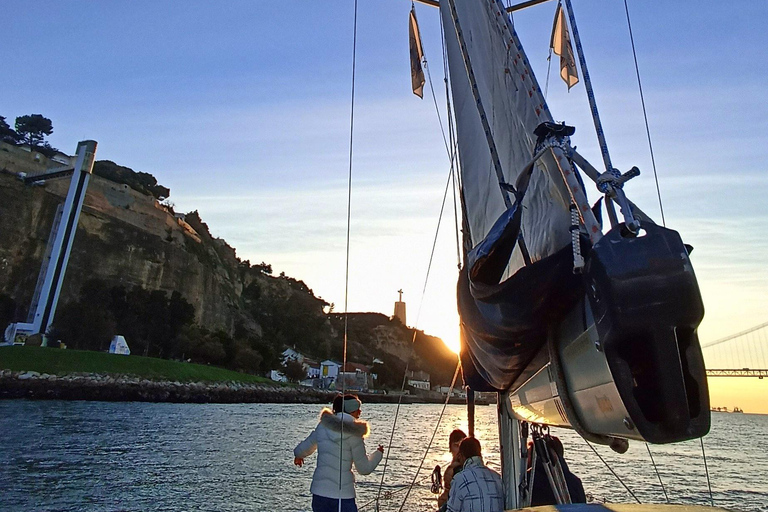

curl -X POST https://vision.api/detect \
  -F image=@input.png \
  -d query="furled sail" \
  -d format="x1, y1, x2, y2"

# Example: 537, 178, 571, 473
440, 0, 710, 445
441, 0, 582, 390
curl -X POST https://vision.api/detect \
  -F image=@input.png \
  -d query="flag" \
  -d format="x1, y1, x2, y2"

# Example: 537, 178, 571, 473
550, 3, 579, 90
409, 7, 425, 98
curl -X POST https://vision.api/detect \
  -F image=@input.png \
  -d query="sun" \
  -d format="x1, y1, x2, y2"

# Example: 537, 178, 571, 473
440, 327, 461, 354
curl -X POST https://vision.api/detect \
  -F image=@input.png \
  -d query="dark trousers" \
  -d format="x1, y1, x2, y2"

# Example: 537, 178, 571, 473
312, 494, 358, 512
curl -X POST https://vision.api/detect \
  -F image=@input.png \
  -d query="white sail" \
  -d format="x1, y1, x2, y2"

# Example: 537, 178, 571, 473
440, 0, 573, 273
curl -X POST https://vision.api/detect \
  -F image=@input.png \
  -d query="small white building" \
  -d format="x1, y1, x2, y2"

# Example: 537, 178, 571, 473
269, 370, 288, 382
320, 360, 341, 380
407, 369, 430, 390
305, 360, 321, 379
108, 335, 130, 355
282, 348, 305, 364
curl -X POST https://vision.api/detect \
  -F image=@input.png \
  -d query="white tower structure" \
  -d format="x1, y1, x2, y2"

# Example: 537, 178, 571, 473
393, 289, 406, 326
3, 140, 98, 345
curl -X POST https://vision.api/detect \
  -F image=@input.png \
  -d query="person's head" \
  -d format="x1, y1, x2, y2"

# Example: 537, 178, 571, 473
548, 436, 564, 458
449, 429, 467, 456
458, 436, 482, 464
332, 394, 362, 418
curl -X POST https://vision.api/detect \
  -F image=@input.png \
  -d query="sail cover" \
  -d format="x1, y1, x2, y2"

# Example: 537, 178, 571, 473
441, 0, 581, 390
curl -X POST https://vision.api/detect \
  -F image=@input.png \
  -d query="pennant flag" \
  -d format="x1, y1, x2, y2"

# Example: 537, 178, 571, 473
409, 7, 425, 98
550, 4, 579, 90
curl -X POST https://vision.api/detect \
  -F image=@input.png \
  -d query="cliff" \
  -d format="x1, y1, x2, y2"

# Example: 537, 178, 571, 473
0, 142, 456, 383
0, 143, 242, 330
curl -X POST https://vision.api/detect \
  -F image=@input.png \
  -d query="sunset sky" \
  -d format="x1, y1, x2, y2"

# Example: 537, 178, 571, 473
2, 1, 766, 412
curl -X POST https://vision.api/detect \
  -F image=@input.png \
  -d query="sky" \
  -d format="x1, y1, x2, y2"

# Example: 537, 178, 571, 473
2, 1, 767, 412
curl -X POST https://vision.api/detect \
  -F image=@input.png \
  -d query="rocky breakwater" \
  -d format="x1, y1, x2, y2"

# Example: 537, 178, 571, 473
0, 370, 336, 404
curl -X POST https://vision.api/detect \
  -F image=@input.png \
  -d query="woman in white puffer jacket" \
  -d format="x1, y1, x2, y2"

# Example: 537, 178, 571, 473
294, 394, 384, 512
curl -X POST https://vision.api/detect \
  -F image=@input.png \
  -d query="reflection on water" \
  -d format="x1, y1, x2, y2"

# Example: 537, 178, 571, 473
0, 401, 766, 511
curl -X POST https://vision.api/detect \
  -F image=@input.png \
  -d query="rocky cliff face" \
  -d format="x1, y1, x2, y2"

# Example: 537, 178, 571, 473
0, 143, 454, 382
0, 142, 249, 331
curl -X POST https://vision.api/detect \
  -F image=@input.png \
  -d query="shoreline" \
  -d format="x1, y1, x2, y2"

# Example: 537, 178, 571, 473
0, 370, 472, 405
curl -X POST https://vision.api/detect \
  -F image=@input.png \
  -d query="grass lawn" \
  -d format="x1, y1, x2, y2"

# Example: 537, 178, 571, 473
0, 346, 277, 384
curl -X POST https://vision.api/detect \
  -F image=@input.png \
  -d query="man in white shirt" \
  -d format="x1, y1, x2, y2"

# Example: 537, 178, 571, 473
446, 437, 504, 512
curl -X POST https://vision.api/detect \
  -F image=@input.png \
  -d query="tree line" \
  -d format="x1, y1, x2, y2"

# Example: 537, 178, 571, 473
1, 114, 58, 157
1, 278, 280, 376
2, 113, 170, 201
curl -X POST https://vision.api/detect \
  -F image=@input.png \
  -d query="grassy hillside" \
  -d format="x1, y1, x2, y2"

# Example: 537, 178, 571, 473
0, 346, 276, 384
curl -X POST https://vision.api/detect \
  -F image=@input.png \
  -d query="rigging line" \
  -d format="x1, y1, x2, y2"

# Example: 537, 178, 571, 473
584, 440, 641, 504
397, 361, 463, 512
374, 149, 461, 506
438, 6, 463, 267
700, 437, 714, 506
375, 364, 410, 512
623, 0, 665, 227
358, 475, 433, 511
543, 0, 558, 100
645, 443, 670, 503
339, 0, 359, 506
425, 58, 451, 158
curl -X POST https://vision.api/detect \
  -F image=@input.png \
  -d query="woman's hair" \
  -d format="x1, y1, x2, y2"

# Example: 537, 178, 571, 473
332, 393, 361, 414
449, 429, 467, 448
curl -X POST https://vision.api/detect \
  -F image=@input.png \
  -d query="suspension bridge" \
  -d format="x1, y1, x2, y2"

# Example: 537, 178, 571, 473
702, 321, 768, 379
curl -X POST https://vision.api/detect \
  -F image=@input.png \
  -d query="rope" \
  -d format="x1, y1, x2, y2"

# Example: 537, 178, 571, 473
700, 437, 714, 506
622, 0, 665, 226
374, 161, 460, 508
438, 11, 463, 268
397, 361, 462, 511
584, 440, 641, 504
645, 443, 669, 503
358, 475, 432, 511
374, 9, 463, 504
338, 1, 359, 509
543, 1, 558, 100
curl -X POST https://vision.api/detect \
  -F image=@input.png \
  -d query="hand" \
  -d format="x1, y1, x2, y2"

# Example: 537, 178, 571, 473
294, 457, 304, 467
377, 444, 385, 453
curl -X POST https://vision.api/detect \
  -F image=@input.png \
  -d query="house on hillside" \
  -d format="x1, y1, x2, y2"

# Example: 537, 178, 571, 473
339, 362, 372, 392
434, 385, 467, 398
282, 348, 305, 364
406, 370, 431, 391
305, 359, 321, 379
320, 360, 340, 379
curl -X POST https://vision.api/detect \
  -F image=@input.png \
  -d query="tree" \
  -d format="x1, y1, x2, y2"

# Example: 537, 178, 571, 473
0, 116, 20, 144
282, 358, 308, 382
15, 114, 53, 147
0, 293, 17, 332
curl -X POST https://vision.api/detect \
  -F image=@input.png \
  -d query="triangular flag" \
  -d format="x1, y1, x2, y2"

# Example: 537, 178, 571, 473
550, 4, 579, 90
409, 7, 425, 98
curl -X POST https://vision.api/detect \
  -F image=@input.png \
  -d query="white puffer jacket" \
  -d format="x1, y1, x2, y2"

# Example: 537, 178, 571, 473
294, 408, 383, 499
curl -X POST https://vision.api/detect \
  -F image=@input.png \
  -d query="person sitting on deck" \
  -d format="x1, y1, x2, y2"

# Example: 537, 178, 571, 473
438, 429, 468, 510
529, 436, 586, 506
446, 436, 504, 512
293, 394, 384, 512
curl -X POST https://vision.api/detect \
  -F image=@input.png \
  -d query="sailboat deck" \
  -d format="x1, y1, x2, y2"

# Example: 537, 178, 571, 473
517, 504, 733, 512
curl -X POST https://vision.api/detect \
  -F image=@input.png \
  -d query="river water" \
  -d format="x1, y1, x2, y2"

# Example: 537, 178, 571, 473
0, 401, 765, 512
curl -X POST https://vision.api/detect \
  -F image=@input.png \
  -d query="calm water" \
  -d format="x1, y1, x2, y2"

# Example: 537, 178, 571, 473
0, 401, 766, 512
